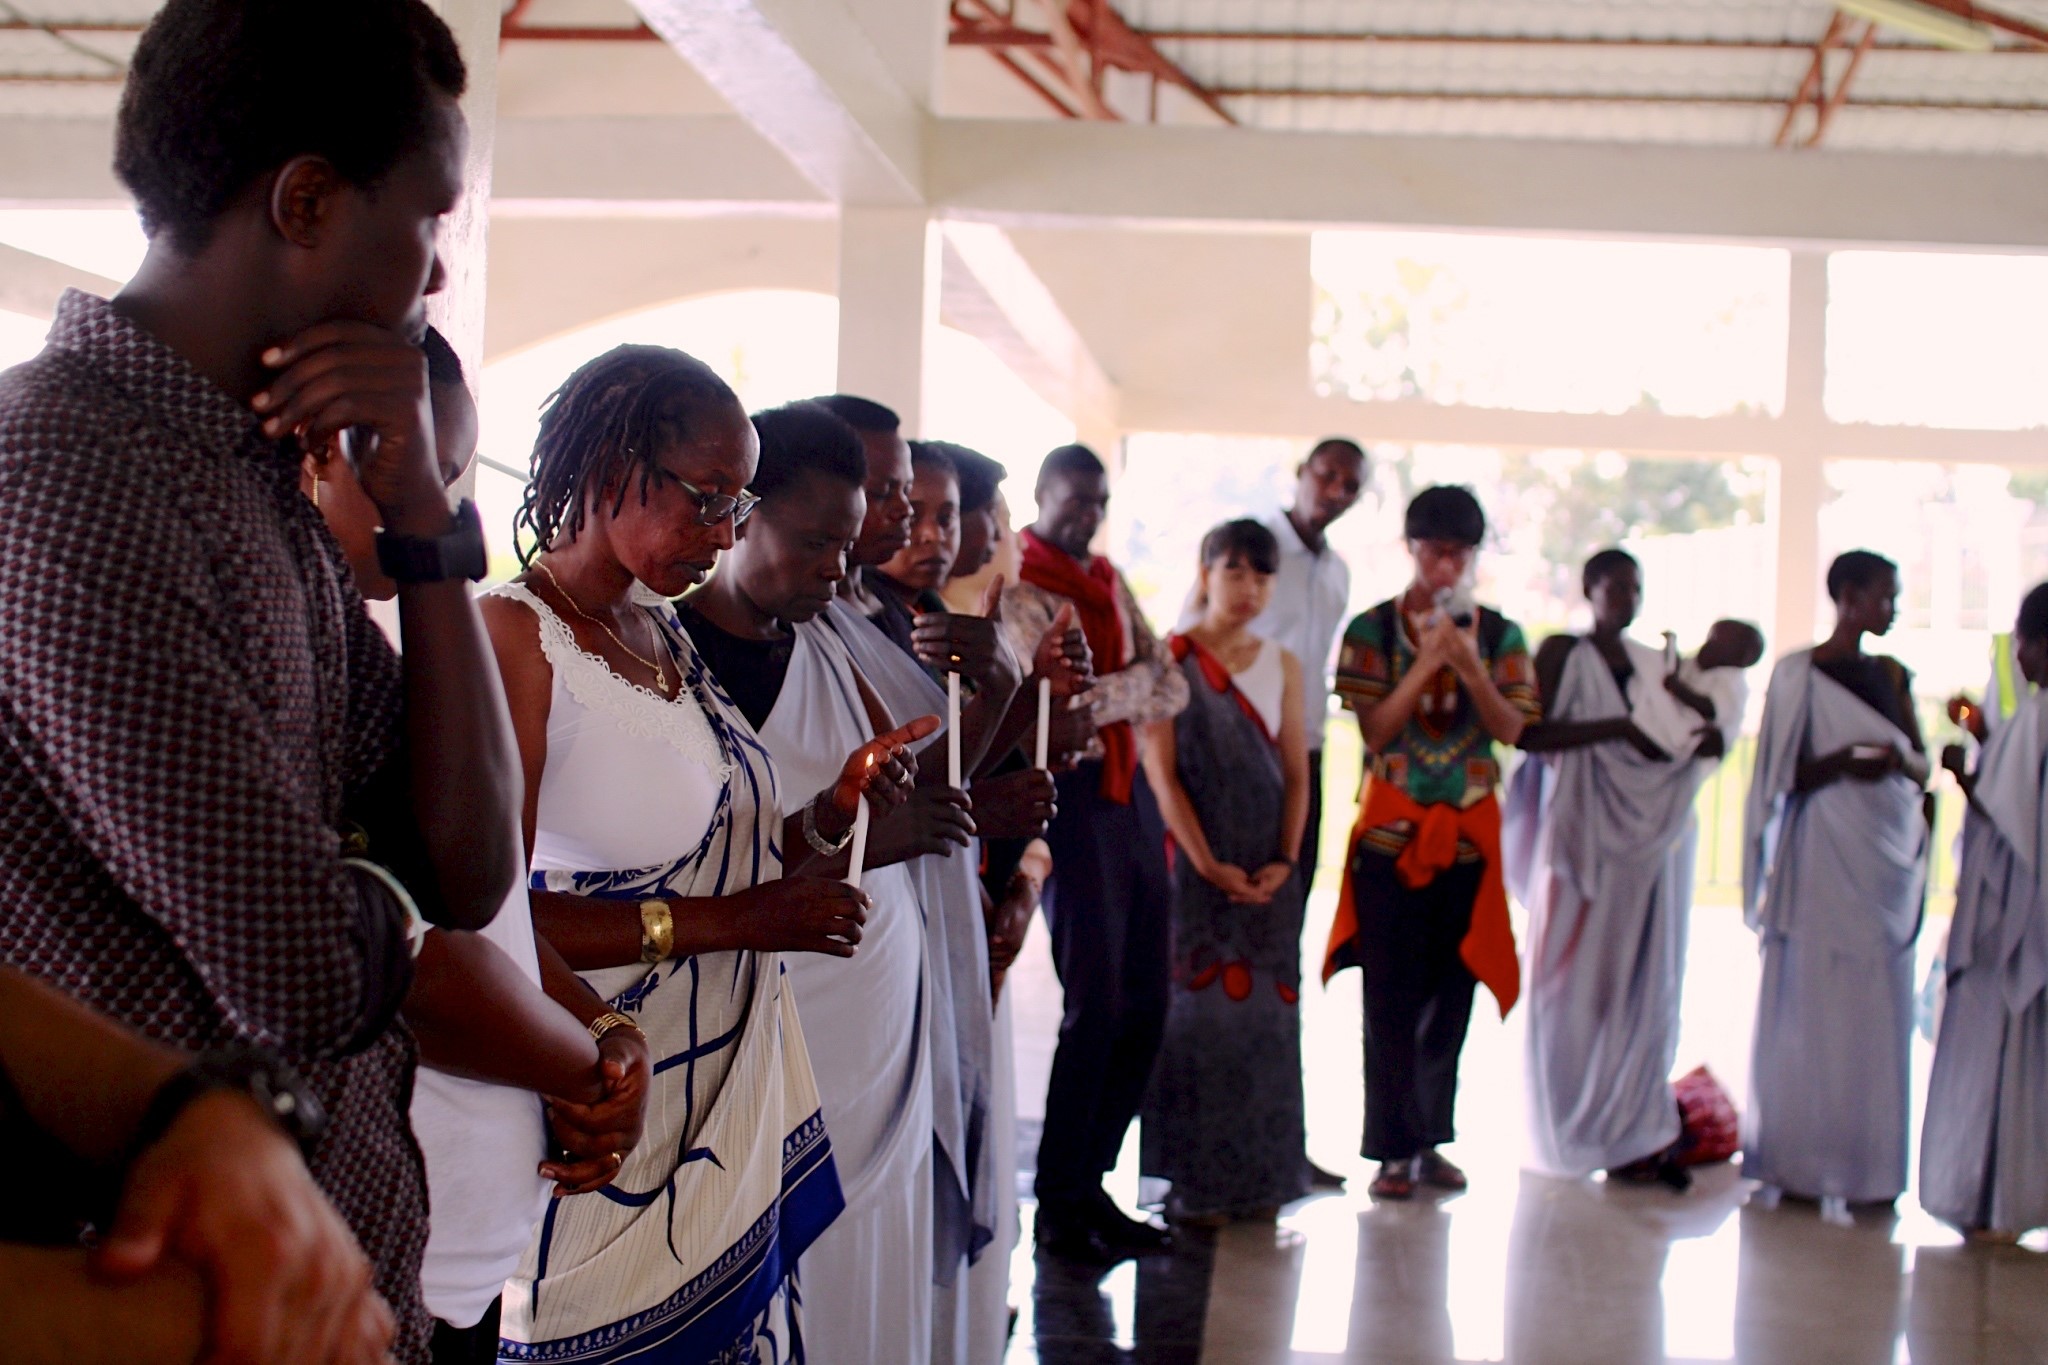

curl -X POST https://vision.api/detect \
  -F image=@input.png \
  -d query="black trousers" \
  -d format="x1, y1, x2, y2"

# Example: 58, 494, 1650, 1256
429, 1297, 502, 1365
1349, 845, 1481, 1163
1035, 761, 1173, 1205
1301, 748, 1326, 893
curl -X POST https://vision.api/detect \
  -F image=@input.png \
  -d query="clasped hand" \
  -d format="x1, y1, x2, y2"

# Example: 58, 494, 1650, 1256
542, 1028, 651, 1197
94, 1092, 397, 1365
1202, 858, 1293, 905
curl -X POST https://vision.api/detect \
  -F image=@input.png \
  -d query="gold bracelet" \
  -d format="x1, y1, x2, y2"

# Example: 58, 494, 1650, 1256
588, 1011, 641, 1045
638, 898, 675, 964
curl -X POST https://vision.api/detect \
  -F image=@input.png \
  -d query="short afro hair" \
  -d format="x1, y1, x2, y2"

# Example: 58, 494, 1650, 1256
1583, 547, 1640, 594
907, 439, 959, 487
750, 401, 867, 503
811, 394, 901, 436
1404, 485, 1486, 547
1199, 518, 1281, 576
1308, 437, 1367, 465
2019, 582, 2048, 643
116, 0, 466, 252
1036, 443, 1106, 494
923, 441, 1005, 514
1826, 549, 1898, 603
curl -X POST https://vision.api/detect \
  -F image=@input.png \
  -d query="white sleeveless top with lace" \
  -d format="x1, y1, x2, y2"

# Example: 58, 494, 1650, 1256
487, 580, 843, 1365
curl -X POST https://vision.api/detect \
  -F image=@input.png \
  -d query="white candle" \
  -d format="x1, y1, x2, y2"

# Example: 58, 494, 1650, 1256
1034, 676, 1052, 770
845, 796, 871, 888
947, 670, 963, 789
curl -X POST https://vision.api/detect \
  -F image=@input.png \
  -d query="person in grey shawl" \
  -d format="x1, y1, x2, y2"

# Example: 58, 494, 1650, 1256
1508, 549, 1723, 1191
1923, 581, 2048, 1241
1742, 550, 1930, 1215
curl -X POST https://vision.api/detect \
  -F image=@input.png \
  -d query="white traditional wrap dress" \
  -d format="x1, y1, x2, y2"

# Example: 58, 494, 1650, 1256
1742, 649, 1926, 1205
1506, 636, 1710, 1177
493, 584, 843, 1364
825, 597, 1004, 1365
1921, 687, 2048, 1234
758, 617, 935, 1364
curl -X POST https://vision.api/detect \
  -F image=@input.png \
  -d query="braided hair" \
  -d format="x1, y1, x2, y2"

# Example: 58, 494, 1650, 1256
514, 344, 739, 566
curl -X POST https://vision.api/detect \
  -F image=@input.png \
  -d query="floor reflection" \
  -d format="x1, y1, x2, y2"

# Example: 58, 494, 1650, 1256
999, 896, 2048, 1364
1193, 1164, 2048, 1364
1007, 1203, 1216, 1364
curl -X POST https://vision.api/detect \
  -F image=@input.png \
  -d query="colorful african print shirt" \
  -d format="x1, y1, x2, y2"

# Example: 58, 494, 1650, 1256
1334, 597, 1539, 810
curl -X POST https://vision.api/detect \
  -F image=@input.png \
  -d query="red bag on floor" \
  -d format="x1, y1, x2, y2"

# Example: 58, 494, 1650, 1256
1671, 1066, 1739, 1167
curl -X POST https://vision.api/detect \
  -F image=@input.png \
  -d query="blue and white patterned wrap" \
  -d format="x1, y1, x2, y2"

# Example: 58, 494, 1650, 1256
497, 592, 842, 1364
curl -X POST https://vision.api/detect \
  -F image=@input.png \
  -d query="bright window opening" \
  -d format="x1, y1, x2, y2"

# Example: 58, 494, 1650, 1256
1311, 230, 1789, 418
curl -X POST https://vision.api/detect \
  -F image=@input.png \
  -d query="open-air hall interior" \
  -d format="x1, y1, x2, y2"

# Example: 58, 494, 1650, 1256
3, 1, 2048, 1361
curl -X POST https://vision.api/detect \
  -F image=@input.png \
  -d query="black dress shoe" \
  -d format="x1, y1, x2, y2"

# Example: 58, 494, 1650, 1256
1308, 1161, 1349, 1190
1034, 1201, 1115, 1263
1086, 1190, 1173, 1254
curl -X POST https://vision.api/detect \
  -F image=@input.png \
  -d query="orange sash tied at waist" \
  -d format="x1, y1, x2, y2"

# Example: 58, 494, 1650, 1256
1321, 778, 1520, 1018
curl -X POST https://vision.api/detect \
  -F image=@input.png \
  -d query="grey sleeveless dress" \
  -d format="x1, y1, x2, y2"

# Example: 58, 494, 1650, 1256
1140, 638, 1312, 1217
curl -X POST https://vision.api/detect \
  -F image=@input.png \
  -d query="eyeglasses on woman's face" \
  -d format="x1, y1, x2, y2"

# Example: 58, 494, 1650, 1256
643, 458, 761, 528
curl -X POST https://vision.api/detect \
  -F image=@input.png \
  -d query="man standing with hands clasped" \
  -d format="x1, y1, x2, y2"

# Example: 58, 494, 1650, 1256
1322, 487, 1540, 1203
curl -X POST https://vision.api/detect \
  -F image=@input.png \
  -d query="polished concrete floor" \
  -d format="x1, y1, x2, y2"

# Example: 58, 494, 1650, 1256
999, 892, 2048, 1364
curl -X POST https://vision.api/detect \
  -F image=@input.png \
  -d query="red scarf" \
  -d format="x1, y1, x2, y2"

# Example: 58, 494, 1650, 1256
1169, 633, 1275, 745
1020, 528, 1138, 803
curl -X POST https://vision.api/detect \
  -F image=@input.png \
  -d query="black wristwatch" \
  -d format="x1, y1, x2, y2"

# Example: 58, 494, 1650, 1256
376, 497, 488, 585
127, 1045, 328, 1168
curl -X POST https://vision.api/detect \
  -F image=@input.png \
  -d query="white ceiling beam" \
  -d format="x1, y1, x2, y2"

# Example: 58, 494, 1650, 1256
0, 115, 834, 211
939, 221, 1118, 440
492, 114, 827, 206
0, 118, 125, 204
1116, 386, 2048, 465
16, 110, 2048, 252
925, 120, 2048, 252
628, 0, 924, 205
0, 241, 118, 318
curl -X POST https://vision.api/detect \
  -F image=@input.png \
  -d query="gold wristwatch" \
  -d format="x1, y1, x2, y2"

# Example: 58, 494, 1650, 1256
639, 897, 675, 964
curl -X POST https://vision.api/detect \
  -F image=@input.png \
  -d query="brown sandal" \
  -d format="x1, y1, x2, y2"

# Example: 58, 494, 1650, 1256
1417, 1150, 1468, 1191
1368, 1162, 1416, 1200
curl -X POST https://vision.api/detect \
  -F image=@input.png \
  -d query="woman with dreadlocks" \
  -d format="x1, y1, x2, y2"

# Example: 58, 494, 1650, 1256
481, 345, 927, 1364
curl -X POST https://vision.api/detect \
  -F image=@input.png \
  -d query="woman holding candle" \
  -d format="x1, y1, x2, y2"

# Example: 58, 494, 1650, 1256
1138, 518, 1314, 1224
675, 399, 956, 1364
818, 411, 1088, 1362
1742, 549, 1929, 1213
480, 350, 904, 1364
1922, 582, 2048, 1241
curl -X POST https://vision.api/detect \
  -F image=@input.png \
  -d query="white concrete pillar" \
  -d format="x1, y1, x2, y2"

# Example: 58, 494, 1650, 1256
1773, 250, 1829, 653
835, 205, 939, 435
424, 0, 501, 391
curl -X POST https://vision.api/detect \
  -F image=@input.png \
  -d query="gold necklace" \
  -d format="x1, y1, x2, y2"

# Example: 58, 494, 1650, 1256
535, 559, 674, 697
